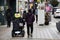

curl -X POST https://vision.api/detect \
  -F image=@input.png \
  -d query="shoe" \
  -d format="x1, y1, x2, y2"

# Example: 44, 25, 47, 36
30, 34, 32, 37
27, 35, 29, 38
36, 22, 37, 23
7, 26, 10, 28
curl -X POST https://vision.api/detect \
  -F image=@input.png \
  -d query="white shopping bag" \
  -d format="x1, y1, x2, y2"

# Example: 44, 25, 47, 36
19, 23, 23, 26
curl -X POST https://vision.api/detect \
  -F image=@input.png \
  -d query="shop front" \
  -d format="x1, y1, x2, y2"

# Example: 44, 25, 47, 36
0, 0, 6, 25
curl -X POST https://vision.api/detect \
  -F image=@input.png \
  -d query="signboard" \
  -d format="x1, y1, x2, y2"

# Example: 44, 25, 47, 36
38, 9, 45, 25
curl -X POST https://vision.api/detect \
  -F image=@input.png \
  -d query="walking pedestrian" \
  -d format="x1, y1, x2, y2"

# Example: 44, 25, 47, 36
35, 8, 38, 23
25, 9, 35, 37
5, 7, 12, 27
23, 10, 26, 22
45, 12, 49, 25
31, 6, 38, 23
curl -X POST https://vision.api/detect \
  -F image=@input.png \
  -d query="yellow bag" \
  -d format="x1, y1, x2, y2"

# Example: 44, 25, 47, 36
14, 13, 21, 18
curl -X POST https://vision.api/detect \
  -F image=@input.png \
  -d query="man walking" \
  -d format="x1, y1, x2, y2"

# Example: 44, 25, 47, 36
5, 7, 12, 27
25, 9, 35, 37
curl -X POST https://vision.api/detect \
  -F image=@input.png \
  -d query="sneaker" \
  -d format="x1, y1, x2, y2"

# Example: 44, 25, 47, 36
36, 21, 37, 23
30, 34, 32, 37
27, 35, 29, 38
7, 26, 10, 28
7, 25, 9, 27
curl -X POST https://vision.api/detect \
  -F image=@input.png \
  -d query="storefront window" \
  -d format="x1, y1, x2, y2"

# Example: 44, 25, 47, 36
0, 6, 4, 11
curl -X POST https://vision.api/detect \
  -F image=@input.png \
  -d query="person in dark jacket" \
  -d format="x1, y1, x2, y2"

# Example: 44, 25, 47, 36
23, 10, 26, 22
25, 9, 35, 37
5, 7, 12, 27
45, 12, 49, 25
31, 6, 35, 15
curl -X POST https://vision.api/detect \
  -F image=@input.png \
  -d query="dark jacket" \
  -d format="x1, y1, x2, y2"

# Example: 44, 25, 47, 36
5, 8, 12, 21
45, 13, 49, 22
23, 11, 26, 20
26, 13, 35, 24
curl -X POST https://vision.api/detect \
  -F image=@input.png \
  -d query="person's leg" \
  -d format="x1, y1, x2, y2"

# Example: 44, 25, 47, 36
36, 15, 38, 23
31, 24, 33, 34
30, 23, 33, 37
7, 20, 9, 27
27, 24, 30, 37
7, 20, 11, 27
37, 15, 38, 22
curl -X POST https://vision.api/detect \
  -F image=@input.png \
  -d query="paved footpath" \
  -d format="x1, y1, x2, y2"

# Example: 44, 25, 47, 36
0, 15, 60, 40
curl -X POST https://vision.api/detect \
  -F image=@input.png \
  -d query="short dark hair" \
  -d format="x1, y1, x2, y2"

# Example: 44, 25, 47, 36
23, 10, 26, 13
28, 9, 31, 13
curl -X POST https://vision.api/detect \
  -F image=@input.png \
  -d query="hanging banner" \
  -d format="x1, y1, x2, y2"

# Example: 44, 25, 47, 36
29, 0, 34, 2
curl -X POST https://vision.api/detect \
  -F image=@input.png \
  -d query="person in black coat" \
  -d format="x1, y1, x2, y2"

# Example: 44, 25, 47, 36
23, 10, 26, 22
25, 9, 35, 37
5, 7, 12, 27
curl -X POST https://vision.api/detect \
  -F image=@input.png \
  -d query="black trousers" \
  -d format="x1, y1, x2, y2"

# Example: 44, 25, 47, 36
27, 23, 33, 35
7, 20, 11, 27
36, 15, 38, 23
